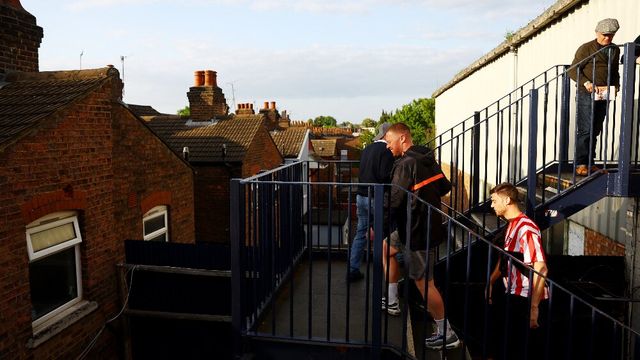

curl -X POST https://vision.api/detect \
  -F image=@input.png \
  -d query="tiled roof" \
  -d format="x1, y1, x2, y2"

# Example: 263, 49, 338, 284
311, 139, 337, 157
144, 115, 264, 162
127, 104, 162, 117
271, 127, 308, 158
0, 68, 114, 150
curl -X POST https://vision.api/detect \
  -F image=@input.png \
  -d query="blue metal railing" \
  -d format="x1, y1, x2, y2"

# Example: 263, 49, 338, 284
431, 43, 639, 231
231, 160, 640, 359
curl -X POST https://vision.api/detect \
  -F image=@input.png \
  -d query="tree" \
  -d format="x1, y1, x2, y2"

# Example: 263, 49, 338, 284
177, 106, 190, 117
313, 115, 337, 128
340, 121, 354, 129
388, 98, 435, 146
361, 118, 376, 128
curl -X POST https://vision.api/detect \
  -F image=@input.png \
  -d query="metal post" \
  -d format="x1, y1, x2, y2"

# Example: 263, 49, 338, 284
527, 89, 539, 219
472, 111, 481, 206
371, 184, 385, 360
616, 43, 637, 196
559, 65, 571, 164
230, 179, 245, 359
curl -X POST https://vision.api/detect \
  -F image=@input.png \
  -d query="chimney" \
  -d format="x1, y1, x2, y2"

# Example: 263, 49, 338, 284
187, 69, 229, 121
204, 70, 217, 87
194, 70, 204, 86
235, 103, 255, 115
0, 0, 43, 74
259, 100, 280, 130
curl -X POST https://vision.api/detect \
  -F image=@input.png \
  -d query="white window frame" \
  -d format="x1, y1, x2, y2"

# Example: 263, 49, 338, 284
26, 211, 83, 330
143, 205, 169, 242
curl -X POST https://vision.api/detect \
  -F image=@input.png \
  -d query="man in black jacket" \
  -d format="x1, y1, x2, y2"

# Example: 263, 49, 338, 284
384, 123, 459, 350
348, 123, 394, 282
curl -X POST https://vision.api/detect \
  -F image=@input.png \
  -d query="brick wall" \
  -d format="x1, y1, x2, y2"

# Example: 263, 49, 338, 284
192, 127, 282, 244
111, 105, 195, 245
0, 4, 42, 73
242, 128, 283, 178
0, 75, 195, 358
584, 228, 625, 256
186, 86, 228, 121
193, 165, 241, 243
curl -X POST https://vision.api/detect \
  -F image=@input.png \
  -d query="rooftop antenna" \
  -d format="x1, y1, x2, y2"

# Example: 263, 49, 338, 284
120, 55, 127, 82
227, 81, 237, 111
79, 50, 84, 70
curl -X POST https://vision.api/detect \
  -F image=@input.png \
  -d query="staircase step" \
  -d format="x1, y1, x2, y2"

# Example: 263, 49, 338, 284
469, 211, 505, 234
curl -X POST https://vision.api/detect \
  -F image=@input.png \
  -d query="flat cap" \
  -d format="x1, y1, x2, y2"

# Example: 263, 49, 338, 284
595, 18, 619, 34
373, 122, 391, 141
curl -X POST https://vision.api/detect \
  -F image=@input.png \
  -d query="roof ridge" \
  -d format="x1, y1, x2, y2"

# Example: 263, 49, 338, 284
5, 66, 118, 83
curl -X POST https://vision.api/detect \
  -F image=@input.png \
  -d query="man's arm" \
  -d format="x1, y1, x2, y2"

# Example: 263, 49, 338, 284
568, 43, 591, 89
529, 261, 548, 328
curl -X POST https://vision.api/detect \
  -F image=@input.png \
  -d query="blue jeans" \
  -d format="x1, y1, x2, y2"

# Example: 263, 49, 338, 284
575, 91, 607, 166
349, 194, 372, 273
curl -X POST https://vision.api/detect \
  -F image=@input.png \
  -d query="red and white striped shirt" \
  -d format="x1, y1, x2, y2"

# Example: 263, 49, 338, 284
502, 213, 549, 299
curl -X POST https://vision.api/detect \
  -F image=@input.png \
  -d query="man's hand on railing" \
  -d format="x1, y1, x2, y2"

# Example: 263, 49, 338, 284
583, 81, 594, 92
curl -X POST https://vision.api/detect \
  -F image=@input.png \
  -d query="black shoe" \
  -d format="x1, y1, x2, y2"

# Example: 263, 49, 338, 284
348, 270, 364, 282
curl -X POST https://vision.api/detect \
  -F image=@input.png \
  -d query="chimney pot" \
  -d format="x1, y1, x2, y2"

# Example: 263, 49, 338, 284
194, 71, 204, 86
263, 101, 269, 110
270, 101, 276, 110
250, 103, 253, 110
204, 70, 217, 87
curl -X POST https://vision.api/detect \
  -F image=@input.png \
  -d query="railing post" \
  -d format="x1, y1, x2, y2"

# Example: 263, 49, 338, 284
559, 65, 571, 164
527, 89, 539, 219
230, 179, 245, 359
371, 184, 384, 360
615, 42, 637, 197
472, 111, 481, 206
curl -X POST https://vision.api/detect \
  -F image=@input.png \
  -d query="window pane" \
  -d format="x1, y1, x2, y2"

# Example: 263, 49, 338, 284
143, 214, 166, 235
146, 233, 167, 242
29, 247, 79, 320
30, 222, 76, 252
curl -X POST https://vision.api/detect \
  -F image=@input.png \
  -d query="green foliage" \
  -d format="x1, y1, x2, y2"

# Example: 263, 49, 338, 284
505, 30, 516, 42
358, 128, 375, 149
386, 98, 435, 146
340, 121, 354, 129
313, 115, 338, 127
361, 118, 376, 128
177, 106, 190, 117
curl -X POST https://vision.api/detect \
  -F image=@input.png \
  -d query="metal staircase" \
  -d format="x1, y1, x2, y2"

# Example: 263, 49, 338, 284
229, 43, 640, 360
432, 42, 639, 237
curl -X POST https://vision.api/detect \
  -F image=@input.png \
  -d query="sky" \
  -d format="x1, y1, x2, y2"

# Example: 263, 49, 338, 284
26, 0, 557, 123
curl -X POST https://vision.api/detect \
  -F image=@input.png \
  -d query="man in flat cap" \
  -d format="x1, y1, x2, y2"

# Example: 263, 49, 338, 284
568, 18, 620, 176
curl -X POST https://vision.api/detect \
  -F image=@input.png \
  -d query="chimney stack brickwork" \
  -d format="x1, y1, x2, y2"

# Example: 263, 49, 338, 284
187, 69, 228, 121
0, 1, 43, 73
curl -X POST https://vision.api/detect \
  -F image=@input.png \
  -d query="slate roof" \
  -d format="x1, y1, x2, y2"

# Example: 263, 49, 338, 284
143, 115, 264, 162
127, 104, 161, 117
310, 139, 338, 157
270, 127, 308, 158
0, 67, 114, 150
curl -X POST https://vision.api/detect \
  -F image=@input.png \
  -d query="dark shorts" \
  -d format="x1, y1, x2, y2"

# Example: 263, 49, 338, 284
385, 230, 435, 281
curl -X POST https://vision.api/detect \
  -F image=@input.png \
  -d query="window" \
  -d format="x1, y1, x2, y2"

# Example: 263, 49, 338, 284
26, 211, 82, 329
143, 206, 169, 242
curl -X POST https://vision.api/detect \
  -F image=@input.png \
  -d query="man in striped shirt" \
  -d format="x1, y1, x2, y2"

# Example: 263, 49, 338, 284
488, 183, 549, 359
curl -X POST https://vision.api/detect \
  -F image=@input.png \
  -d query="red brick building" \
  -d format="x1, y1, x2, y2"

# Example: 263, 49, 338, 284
0, 1, 195, 358
142, 114, 283, 243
